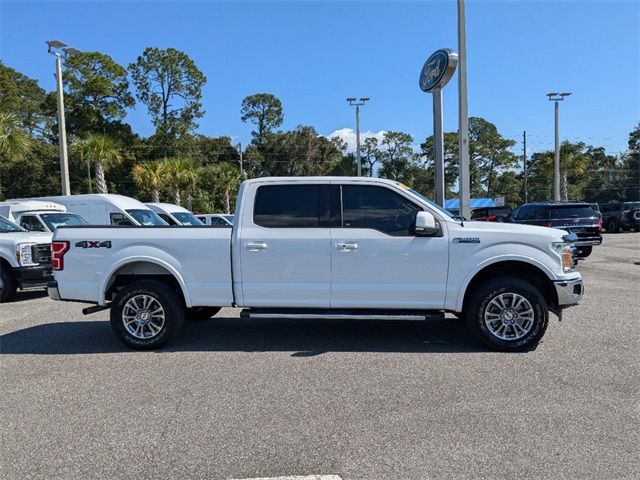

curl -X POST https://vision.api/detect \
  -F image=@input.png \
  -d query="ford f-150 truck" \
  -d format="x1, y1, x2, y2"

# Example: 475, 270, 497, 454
49, 177, 584, 352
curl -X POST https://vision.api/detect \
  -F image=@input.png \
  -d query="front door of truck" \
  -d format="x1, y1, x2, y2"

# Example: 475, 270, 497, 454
330, 184, 449, 309
239, 183, 332, 308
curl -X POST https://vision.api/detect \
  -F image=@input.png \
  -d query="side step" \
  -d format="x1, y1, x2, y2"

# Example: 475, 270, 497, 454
240, 308, 444, 321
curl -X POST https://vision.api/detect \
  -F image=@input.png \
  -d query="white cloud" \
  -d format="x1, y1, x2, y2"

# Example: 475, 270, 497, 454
327, 128, 387, 153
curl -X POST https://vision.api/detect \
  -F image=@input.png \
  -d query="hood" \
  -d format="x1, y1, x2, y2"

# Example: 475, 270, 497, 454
0, 231, 53, 244
461, 220, 567, 240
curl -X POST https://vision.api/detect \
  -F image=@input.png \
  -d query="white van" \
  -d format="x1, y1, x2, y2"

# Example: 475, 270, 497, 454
29, 194, 167, 226
145, 203, 204, 226
0, 200, 88, 232
196, 213, 234, 227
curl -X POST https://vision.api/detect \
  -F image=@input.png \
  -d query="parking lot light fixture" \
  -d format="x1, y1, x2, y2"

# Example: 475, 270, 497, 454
547, 92, 572, 201
346, 97, 370, 176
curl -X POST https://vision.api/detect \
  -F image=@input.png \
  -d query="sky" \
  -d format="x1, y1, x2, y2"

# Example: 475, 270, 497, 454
1, 0, 638, 156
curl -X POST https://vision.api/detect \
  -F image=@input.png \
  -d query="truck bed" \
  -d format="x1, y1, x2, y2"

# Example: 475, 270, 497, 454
52, 226, 233, 307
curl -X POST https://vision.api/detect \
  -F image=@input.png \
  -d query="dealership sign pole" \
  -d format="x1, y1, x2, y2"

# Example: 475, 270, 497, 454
419, 49, 458, 207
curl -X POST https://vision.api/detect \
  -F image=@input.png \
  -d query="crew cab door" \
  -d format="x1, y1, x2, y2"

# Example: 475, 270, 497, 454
238, 183, 332, 308
331, 184, 449, 309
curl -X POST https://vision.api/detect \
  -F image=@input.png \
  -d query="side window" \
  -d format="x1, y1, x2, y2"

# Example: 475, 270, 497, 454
510, 207, 521, 220
19, 215, 46, 232
110, 212, 133, 226
210, 217, 230, 227
341, 185, 422, 236
531, 206, 548, 219
254, 184, 330, 228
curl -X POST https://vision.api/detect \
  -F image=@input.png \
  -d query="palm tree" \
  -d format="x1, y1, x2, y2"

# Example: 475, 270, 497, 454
0, 112, 30, 159
560, 142, 588, 201
209, 162, 241, 213
76, 134, 123, 194
132, 161, 165, 202
161, 157, 197, 206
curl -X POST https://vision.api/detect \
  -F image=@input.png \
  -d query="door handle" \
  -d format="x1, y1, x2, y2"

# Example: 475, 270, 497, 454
246, 241, 268, 251
337, 242, 358, 252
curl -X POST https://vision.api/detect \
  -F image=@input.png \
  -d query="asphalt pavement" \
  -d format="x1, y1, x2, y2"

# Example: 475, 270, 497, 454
1, 232, 639, 480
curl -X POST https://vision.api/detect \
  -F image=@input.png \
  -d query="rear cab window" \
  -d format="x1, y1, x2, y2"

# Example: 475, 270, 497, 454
550, 205, 596, 219
253, 184, 332, 228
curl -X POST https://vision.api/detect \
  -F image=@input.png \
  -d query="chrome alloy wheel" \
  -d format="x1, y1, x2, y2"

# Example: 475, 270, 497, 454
122, 294, 165, 340
484, 292, 535, 341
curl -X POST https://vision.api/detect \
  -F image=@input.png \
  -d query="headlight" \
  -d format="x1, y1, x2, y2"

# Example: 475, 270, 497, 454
552, 242, 574, 272
16, 243, 37, 266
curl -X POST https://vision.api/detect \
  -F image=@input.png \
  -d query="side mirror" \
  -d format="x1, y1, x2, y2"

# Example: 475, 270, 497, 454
415, 211, 439, 236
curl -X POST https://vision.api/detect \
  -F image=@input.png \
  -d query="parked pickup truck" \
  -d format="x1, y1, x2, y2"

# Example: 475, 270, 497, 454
49, 177, 584, 352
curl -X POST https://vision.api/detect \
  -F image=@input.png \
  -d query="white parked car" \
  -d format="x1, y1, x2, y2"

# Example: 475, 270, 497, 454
49, 177, 583, 352
145, 203, 204, 226
196, 213, 233, 227
0, 215, 53, 302
27, 194, 167, 226
0, 199, 88, 232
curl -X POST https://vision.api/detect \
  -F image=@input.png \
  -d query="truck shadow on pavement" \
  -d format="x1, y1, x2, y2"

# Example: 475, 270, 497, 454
1, 316, 489, 355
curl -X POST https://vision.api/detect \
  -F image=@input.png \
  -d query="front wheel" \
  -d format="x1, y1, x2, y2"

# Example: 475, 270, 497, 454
110, 280, 184, 350
466, 277, 549, 352
606, 218, 620, 233
0, 267, 17, 303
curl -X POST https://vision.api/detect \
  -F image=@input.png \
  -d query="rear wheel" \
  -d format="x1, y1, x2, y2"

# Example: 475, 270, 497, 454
466, 277, 548, 352
110, 280, 184, 350
606, 218, 620, 233
186, 306, 221, 321
576, 246, 592, 258
0, 266, 17, 303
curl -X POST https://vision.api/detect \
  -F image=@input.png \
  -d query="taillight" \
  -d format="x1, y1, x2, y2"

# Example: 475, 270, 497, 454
598, 218, 604, 232
51, 241, 70, 271
487, 215, 497, 222
543, 221, 553, 227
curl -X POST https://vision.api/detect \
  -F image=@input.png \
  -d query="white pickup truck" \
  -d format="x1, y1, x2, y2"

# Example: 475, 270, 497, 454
49, 177, 584, 351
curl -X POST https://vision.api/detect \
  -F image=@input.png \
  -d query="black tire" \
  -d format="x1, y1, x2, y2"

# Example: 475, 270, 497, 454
466, 276, 549, 352
0, 266, 18, 303
110, 280, 184, 350
576, 246, 592, 258
186, 306, 221, 321
606, 218, 620, 233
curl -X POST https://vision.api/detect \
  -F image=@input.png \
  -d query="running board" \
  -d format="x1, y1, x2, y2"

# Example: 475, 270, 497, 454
240, 308, 444, 321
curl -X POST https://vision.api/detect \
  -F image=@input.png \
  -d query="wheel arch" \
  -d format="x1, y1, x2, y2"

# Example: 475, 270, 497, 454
101, 258, 191, 307
459, 260, 558, 315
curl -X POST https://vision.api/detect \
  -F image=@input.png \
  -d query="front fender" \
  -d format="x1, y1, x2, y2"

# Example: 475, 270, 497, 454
448, 242, 559, 312
98, 245, 191, 307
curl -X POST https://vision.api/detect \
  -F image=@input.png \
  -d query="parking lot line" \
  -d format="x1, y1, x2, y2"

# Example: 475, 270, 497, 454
230, 476, 342, 480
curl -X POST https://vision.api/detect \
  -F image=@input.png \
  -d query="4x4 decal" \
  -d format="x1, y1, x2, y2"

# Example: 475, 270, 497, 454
75, 241, 112, 249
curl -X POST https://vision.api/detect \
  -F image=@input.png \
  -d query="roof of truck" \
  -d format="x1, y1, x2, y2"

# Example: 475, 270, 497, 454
145, 202, 192, 214
28, 194, 150, 210
0, 199, 67, 213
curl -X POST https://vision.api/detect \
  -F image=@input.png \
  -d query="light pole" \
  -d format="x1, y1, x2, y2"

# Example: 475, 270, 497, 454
236, 142, 245, 179
46, 40, 82, 196
346, 97, 370, 176
547, 92, 571, 201
457, 0, 471, 220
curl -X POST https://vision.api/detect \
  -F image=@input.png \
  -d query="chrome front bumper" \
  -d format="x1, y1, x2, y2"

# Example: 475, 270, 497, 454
553, 277, 584, 306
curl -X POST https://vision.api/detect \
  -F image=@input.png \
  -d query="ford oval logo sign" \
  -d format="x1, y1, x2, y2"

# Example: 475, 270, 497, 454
419, 49, 458, 92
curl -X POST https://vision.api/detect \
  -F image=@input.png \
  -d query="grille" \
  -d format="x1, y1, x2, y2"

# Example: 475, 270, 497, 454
31, 244, 52, 264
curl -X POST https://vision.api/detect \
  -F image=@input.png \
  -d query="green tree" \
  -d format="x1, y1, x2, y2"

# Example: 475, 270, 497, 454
129, 48, 206, 139
241, 93, 283, 148
0, 62, 49, 135
361, 137, 381, 177
63, 52, 134, 135
378, 131, 421, 185
621, 123, 640, 201
160, 157, 197, 206
132, 161, 166, 202
75, 135, 123, 194
0, 112, 30, 160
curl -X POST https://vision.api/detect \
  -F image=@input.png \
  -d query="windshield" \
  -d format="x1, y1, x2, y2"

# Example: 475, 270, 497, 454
41, 213, 88, 231
549, 205, 596, 218
126, 209, 168, 226
406, 188, 455, 220
173, 212, 204, 225
0, 216, 24, 233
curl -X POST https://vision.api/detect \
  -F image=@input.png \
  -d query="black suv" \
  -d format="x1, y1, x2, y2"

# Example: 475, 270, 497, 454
509, 202, 602, 257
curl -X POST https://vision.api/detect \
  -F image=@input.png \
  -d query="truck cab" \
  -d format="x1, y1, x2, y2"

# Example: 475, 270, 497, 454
0, 215, 53, 302
0, 200, 88, 233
